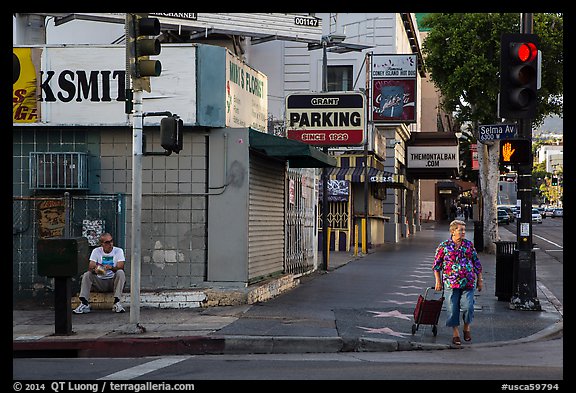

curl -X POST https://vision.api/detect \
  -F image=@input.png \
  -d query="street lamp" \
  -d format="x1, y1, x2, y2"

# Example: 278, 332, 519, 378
321, 34, 346, 91
320, 34, 345, 271
309, 33, 372, 270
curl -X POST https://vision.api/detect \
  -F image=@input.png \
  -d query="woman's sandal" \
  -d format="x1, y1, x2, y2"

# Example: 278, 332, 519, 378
463, 330, 472, 342
452, 336, 462, 345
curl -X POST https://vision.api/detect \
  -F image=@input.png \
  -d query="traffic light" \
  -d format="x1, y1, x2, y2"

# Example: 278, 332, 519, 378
160, 116, 183, 153
127, 13, 162, 86
498, 33, 539, 119
551, 176, 558, 186
499, 139, 531, 165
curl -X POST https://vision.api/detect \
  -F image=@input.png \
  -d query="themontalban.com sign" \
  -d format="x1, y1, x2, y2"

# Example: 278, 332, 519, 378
406, 146, 459, 169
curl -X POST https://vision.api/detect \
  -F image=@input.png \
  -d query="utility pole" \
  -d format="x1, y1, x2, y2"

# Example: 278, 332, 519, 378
321, 38, 329, 271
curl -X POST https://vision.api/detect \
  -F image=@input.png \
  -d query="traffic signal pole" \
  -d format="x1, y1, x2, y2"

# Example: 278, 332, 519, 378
511, 119, 540, 310
129, 88, 145, 330
125, 12, 163, 332
510, 13, 541, 311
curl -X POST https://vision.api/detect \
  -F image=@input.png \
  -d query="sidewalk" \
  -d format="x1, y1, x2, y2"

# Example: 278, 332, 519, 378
13, 222, 563, 358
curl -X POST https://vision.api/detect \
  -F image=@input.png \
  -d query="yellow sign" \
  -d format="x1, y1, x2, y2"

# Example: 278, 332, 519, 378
13, 48, 40, 123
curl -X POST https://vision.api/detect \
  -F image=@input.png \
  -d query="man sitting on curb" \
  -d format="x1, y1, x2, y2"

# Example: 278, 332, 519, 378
73, 232, 126, 314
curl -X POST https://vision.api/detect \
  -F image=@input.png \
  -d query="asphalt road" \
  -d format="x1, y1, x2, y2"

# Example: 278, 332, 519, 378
13, 337, 563, 381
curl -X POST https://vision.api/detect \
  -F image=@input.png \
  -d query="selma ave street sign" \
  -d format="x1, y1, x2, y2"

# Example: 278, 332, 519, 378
478, 123, 518, 142
285, 92, 365, 146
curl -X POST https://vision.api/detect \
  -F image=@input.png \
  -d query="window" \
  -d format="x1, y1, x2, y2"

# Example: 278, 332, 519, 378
29, 152, 89, 190
327, 65, 353, 91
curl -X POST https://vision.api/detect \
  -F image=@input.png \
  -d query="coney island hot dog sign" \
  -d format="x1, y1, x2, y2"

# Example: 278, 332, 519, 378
371, 54, 417, 123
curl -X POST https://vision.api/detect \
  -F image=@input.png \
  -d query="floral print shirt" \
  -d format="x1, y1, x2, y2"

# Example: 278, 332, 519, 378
433, 238, 482, 290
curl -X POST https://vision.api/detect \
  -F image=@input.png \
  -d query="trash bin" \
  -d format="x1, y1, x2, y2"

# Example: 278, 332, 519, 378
473, 220, 484, 252
494, 241, 517, 301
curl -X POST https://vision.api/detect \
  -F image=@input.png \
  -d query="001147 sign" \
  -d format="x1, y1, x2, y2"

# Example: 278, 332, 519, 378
285, 92, 365, 146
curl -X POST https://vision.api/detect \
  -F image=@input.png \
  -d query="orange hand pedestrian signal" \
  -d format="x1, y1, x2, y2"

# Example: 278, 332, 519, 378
501, 142, 516, 162
499, 139, 531, 165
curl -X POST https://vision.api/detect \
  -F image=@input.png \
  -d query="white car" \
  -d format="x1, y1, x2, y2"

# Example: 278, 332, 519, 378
531, 208, 543, 224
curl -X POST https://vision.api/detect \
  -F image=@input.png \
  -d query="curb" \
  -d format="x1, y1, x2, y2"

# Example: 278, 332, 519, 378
14, 318, 562, 358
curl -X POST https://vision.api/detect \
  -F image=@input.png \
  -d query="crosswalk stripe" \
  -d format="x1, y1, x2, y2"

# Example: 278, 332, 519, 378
98, 356, 192, 380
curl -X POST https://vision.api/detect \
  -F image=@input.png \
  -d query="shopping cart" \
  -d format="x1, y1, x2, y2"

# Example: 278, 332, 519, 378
411, 287, 444, 336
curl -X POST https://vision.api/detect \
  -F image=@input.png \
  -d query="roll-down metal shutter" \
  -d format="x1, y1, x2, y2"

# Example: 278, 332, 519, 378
248, 153, 285, 282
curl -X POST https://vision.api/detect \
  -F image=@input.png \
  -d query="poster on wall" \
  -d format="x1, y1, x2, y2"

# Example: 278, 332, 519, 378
82, 219, 105, 246
318, 180, 350, 202
371, 54, 417, 123
37, 200, 65, 238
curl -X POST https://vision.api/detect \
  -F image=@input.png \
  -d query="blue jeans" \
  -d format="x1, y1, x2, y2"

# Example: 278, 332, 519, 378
444, 287, 475, 327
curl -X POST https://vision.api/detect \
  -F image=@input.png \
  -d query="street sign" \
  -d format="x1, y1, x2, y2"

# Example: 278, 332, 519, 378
478, 123, 518, 142
285, 92, 365, 146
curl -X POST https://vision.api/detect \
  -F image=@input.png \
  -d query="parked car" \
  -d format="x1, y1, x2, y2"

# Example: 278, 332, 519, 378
510, 206, 521, 219
544, 207, 555, 217
535, 207, 546, 219
498, 206, 516, 223
552, 208, 563, 218
497, 209, 510, 225
531, 208, 543, 224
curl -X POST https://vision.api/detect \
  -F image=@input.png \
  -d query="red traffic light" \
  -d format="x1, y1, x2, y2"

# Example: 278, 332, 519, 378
512, 42, 537, 63
499, 33, 539, 120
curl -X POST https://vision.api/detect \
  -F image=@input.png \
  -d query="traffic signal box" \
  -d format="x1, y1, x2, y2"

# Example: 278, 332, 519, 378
127, 13, 162, 92
499, 33, 539, 120
499, 139, 531, 166
160, 116, 183, 154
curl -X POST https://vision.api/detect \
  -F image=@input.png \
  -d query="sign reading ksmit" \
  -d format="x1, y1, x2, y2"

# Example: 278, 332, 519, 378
285, 92, 365, 146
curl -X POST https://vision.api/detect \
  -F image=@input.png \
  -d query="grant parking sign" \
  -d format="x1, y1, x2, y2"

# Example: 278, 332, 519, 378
285, 92, 365, 146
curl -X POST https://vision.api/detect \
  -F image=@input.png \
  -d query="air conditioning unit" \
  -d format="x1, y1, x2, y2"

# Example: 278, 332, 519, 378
30, 152, 89, 190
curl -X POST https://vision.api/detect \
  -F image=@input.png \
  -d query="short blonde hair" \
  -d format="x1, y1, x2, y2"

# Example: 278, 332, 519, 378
449, 219, 466, 233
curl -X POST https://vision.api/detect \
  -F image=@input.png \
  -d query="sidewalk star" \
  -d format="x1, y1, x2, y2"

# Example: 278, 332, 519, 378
379, 300, 414, 305
368, 310, 412, 320
357, 326, 411, 337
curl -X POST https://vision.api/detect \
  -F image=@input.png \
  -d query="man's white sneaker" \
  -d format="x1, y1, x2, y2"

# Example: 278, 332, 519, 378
112, 302, 125, 313
73, 303, 91, 314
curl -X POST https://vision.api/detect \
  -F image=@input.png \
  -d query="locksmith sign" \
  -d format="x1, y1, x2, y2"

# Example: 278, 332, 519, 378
406, 146, 459, 169
285, 92, 365, 146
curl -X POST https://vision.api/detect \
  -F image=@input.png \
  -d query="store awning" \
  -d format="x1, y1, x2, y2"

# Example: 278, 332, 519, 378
326, 155, 392, 182
327, 165, 395, 183
249, 129, 336, 168
326, 154, 414, 189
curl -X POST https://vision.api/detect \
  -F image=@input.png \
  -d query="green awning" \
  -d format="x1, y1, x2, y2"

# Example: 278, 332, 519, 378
249, 129, 336, 168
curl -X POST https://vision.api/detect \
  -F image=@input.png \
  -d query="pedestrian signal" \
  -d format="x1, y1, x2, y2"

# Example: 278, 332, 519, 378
160, 115, 183, 154
499, 139, 531, 165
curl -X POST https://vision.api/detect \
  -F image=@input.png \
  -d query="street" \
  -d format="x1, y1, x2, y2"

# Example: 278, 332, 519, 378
13, 218, 563, 382
13, 338, 563, 381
